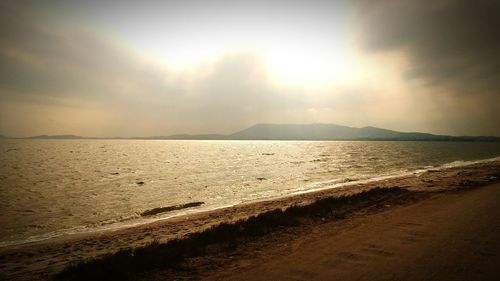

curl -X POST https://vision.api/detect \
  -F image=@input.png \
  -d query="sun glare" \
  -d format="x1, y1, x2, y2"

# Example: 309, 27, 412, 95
260, 44, 353, 86
142, 41, 358, 88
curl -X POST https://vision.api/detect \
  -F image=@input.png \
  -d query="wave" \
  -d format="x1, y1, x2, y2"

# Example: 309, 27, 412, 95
2, 155, 499, 248
287, 156, 500, 196
0, 202, 231, 248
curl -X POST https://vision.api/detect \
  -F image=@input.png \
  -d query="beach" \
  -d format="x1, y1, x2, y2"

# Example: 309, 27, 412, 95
198, 181, 500, 281
3, 0, 500, 280
1, 160, 499, 280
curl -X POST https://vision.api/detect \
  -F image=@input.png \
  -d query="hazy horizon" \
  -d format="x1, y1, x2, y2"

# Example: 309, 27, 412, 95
6, 122, 500, 139
1, 0, 500, 137
3, 122, 500, 139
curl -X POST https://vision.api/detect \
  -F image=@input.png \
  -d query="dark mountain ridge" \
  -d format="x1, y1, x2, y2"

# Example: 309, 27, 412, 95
5, 123, 499, 141
228, 123, 498, 141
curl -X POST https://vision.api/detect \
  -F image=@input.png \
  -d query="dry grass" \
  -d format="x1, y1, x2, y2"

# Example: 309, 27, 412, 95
55, 187, 415, 281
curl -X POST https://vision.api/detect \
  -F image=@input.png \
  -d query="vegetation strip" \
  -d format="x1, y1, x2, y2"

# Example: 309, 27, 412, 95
56, 187, 422, 281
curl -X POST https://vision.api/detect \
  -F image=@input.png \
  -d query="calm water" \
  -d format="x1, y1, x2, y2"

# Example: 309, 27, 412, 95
1, 140, 499, 246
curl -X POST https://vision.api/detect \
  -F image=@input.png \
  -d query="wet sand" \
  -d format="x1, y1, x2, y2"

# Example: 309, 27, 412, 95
1, 160, 499, 280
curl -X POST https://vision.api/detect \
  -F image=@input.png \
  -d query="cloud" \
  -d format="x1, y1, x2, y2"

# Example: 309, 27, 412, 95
1, 1, 498, 136
354, 0, 500, 95
352, 0, 500, 135
0, 2, 177, 102
0, 2, 311, 136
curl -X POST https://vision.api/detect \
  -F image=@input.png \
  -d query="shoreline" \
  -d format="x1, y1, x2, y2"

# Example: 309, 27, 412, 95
2, 156, 498, 249
1, 160, 499, 280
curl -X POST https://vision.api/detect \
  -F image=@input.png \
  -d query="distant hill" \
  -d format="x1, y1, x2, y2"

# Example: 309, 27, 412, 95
134, 134, 227, 140
20, 124, 499, 141
28, 134, 88, 139
228, 123, 499, 141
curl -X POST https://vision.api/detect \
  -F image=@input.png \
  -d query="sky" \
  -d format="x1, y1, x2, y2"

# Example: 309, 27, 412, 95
0, 0, 499, 137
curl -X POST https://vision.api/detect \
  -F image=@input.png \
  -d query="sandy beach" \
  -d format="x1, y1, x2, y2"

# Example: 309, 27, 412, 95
198, 182, 500, 281
1, 160, 499, 280
3, 1, 500, 280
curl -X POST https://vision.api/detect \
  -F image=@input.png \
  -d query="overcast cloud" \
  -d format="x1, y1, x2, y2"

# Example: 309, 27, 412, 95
0, 0, 499, 137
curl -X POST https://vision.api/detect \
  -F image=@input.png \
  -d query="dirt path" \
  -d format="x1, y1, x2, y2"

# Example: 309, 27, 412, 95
206, 184, 500, 281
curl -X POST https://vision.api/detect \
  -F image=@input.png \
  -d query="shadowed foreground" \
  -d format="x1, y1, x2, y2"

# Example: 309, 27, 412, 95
203, 183, 500, 281
57, 184, 500, 281
56, 187, 421, 280
1, 162, 498, 280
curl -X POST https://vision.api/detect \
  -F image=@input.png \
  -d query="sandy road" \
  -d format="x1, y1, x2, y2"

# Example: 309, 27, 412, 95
206, 184, 500, 281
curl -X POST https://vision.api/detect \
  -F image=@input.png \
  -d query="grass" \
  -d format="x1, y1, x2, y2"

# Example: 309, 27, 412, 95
55, 187, 413, 281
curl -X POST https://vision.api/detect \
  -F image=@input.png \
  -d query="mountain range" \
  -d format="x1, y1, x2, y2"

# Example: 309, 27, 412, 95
2, 123, 499, 141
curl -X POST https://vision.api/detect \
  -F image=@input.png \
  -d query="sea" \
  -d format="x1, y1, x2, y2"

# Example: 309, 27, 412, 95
1, 140, 499, 247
